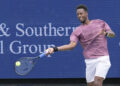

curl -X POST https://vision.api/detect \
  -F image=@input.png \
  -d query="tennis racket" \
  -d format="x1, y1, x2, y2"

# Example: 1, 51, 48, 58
15, 51, 48, 75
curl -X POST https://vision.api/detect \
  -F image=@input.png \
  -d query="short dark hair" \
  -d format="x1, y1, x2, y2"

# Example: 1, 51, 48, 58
76, 4, 88, 12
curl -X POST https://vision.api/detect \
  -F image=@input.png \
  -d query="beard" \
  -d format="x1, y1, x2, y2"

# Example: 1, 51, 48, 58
80, 19, 86, 24
80, 18, 87, 24
79, 17, 87, 24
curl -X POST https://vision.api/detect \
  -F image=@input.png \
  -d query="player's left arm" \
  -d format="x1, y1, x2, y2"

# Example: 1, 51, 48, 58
104, 21, 115, 38
105, 30, 115, 38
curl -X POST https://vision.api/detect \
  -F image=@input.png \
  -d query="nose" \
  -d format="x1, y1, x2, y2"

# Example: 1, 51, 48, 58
78, 14, 80, 17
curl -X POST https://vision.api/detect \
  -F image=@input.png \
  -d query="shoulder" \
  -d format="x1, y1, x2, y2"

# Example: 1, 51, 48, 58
73, 25, 82, 33
71, 25, 82, 36
92, 19, 106, 23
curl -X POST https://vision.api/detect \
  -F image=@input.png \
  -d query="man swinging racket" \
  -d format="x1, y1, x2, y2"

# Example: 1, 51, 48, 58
46, 4, 115, 86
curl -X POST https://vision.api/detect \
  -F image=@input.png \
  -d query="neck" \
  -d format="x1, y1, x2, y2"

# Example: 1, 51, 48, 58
83, 18, 90, 25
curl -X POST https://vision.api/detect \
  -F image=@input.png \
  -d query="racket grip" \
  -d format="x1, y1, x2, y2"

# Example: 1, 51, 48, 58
39, 53, 46, 58
39, 50, 49, 58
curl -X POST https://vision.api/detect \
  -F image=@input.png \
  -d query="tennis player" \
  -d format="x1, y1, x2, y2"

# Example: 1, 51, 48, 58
46, 4, 115, 86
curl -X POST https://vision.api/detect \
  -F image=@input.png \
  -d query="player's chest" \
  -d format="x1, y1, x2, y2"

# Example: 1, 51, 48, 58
80, 25, 102, 39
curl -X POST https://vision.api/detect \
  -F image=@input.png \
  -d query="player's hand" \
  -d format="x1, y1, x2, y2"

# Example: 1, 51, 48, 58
99, 29, 115, 37
45, 48, 54, 55
107, 31, 115, 37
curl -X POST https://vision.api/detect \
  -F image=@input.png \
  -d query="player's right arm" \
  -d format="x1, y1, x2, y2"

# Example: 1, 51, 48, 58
46, 41, 77, 55
46, 28, 80, 55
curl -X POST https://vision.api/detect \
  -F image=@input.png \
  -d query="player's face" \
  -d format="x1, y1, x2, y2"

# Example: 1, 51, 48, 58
76, 9, 88, 23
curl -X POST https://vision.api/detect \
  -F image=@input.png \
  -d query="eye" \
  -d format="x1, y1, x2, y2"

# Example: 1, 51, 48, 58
77, 13, 82, 16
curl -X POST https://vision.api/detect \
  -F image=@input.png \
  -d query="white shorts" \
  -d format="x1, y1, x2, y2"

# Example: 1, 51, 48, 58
85, 56, 111, 83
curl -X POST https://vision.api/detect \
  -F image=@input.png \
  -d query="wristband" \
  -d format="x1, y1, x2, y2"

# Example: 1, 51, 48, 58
105, 32, 108, 37
53, 47, 58, 52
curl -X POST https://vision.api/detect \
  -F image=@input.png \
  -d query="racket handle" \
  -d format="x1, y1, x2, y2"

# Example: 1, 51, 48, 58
39, 53, 46, 58
39, 51, 48, 58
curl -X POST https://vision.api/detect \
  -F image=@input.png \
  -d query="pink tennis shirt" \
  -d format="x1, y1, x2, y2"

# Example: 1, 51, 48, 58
70, 19, 111, 59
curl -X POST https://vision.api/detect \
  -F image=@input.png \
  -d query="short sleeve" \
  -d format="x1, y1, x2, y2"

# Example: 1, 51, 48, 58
103, 21, 111, 32
70, 32, 79, 43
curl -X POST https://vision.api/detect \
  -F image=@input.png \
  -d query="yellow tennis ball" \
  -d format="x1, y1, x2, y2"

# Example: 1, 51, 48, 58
15, 61, 21, 66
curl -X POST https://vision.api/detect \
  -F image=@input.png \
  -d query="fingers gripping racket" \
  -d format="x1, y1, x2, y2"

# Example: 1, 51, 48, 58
15, 51, 48, 75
